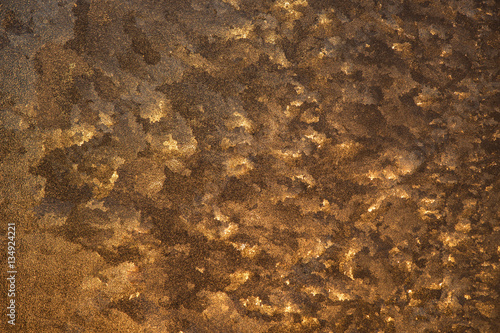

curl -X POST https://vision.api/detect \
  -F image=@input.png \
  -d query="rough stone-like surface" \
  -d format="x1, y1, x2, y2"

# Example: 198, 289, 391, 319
1, 0, 498, 332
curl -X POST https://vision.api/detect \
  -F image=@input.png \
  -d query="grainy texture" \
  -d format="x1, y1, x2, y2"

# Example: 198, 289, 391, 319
1, 0, 499, 332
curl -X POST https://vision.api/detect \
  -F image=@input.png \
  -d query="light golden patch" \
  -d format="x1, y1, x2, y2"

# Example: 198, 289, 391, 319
455, 219, 471, 232
162, 134, 178, 151
142, 99, 172, 123
296, 238, 327, 261
225, 111, 253, 132
275, 0, 309, 21
225, 270, 251, 291
231, 242, 259, 258
440, 232, 465, 247
219, 222, 238, 239
327, 287, 351, 301
226, 23, 253, 39
241, 296, 275, 316
339, 244, 363, 280
304, 128, 327, 145
225, 156, 254, 177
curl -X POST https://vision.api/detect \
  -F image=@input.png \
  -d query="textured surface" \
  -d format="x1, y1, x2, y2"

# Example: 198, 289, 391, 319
1, 0, 499, 332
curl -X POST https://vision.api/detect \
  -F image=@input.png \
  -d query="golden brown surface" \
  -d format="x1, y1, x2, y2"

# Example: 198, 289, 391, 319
1, 0, 499, 332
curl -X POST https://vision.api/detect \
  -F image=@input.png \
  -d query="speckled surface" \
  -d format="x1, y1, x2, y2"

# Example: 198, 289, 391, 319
1, 0, 499, 332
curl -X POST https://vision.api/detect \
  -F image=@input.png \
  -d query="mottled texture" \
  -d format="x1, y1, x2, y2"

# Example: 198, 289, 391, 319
1, 0, 499, 332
